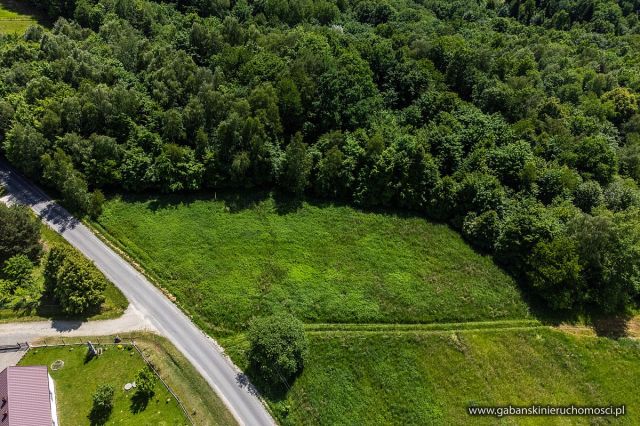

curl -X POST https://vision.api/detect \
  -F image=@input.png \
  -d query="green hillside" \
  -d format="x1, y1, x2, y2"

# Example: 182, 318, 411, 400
94, 193, 530, 333
230, 328, 638, 425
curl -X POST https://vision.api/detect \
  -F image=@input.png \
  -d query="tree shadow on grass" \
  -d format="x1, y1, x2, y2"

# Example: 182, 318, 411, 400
529, 297, 635, 339
123, 190, 271, 214
239, 363, 302, 406
591, 314, 633, 339
7, 293, 100, 322
272, 192, 303, 215
88, 406, 111, 426
130, 392, 153, 414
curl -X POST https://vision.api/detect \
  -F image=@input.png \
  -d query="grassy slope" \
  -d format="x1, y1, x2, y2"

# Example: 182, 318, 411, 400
0, 223, 128, 322
19, 344, 188, 426
0, 0, 47, 34
233, 328, 638, 425
93, 193, 640, 425
95, 193, 530, 333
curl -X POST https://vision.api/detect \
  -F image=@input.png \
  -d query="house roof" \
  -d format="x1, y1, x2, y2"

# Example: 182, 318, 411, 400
0, 366, 53, 426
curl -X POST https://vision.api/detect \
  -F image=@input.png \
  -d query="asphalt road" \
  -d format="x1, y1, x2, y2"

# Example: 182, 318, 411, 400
0, 159, 275, 426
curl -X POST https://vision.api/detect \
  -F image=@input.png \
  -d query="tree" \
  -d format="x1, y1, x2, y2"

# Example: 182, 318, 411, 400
602, 87, 638, 124
86, 134, 121, 187
574, 181, 604, 213
280, 133, 311, 195
526, 236, 584, 311
462, 210, 501, 252
41, 149, 90, 214
570, 211, 640, 312
604, 177, 640, 212
316, 51, 381, 132
3, 124, 48, 178
2, 255, 34, 290
134, 367, 156, 400
457, 173, 505, 215
574, 135, 618, 184
495, 200, 559, 275
88, 190, 105, 219
248, 313, 308, 386
0, 204, 42, 262
90, 384, 114, 425
44, 246, 106, 315
487, 141, 534, 188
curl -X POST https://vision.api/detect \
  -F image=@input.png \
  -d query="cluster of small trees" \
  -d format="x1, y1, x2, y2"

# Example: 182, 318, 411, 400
90, 384, 114, 425
44, 245, 107, 315
0, 201, 108, 315
0, 204, 42, 309
2, 0, 639, 313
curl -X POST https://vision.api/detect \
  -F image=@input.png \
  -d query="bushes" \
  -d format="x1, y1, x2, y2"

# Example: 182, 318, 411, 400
44, 245, 106, 315
2, 255, 34, 290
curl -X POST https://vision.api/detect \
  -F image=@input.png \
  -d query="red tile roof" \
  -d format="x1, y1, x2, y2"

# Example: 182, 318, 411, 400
0, 366, 52, 426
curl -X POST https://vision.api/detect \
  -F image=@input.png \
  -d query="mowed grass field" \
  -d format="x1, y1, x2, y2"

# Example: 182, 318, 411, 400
224, 328, 638, 425
20, 344, 189, 425
0, 0, 46, 35
94, 193, 530, 333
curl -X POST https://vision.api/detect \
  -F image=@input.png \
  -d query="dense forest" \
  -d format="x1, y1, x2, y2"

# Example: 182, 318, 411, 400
2, 0, 640, 314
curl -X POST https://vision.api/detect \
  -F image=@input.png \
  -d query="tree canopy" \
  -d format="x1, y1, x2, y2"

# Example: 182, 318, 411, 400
44, 245, 107, 315
248, 313, 308, 386
3, 0, 640, 313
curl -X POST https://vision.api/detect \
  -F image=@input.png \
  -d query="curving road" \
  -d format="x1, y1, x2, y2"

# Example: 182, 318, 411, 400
0, 159, 275, 426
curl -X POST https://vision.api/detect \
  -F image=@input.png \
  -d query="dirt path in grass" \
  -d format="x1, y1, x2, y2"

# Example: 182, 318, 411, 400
306, 316, 640, 339
305, 319, 544, 334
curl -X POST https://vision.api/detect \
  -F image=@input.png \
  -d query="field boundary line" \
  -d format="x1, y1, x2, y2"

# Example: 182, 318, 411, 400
305, 319, 542, 332
306, 325, 550, 335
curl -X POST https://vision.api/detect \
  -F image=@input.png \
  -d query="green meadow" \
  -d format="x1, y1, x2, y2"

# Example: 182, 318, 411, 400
94, 193, 530, 334
93, 193, 640, 425
221, 328, 639, 425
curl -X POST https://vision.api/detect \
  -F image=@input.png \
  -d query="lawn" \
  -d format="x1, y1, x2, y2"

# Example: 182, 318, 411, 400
29, 333, 238, 426
93, 193, 530, 333
0, 223, 128, 322
0, 0, 47, 35
221, 328, 639, 425
19, 342, 190, 426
